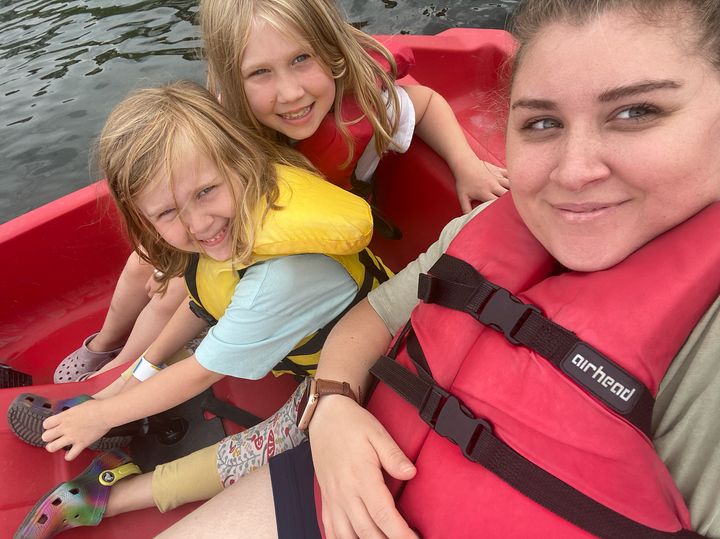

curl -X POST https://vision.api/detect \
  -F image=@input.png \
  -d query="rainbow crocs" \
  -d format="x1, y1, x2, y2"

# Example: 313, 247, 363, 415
14, 449, 141, 539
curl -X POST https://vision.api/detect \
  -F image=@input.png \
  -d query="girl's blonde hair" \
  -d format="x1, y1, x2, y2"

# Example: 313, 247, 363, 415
200, 0, 400, 166
99, 80, 312, 289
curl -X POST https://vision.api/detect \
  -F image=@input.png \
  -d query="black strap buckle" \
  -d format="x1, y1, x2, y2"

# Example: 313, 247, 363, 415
475, 288, 540, 345
421, 387, 492, 460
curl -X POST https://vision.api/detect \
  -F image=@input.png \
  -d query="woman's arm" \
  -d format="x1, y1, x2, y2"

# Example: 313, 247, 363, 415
42, 355, 223, 460
309, 299, 418, 539
403, 84, 509, 213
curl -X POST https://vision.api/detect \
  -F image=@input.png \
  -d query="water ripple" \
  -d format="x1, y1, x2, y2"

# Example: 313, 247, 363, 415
0, 0, 516, 223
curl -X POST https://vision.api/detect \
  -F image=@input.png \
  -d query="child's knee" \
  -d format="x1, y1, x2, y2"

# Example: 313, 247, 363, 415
147, 277, 186, 317
122, 251, 154, 283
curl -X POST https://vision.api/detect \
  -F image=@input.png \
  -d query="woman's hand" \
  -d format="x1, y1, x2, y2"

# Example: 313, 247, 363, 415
453, 156, 509, 213
42, 400, 110, 460
310, 395, 417, 539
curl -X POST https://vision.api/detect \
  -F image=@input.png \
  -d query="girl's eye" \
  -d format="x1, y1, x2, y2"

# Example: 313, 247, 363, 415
157, 208, 175, 220
615, 104, 657, 121
523, 118, 562, 131
292, 53, 310, 65
249, 68, 270, 78
198, 185, 216, 198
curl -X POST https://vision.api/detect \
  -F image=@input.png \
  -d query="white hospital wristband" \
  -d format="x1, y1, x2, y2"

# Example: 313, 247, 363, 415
132, 355, 166, 381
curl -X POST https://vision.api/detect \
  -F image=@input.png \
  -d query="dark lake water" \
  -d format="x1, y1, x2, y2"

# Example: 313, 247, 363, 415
0, 0, 518, 223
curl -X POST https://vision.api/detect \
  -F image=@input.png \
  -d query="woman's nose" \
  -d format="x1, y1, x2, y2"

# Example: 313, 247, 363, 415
549, 129, 611, 190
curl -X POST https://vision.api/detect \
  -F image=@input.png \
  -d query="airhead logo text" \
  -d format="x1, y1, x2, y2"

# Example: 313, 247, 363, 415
560, 343, 642, 414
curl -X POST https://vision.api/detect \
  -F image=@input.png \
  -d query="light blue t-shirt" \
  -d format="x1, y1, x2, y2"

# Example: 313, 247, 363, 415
195, 254, 357, 379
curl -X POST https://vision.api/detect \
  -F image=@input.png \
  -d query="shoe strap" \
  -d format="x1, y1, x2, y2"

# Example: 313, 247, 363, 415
98, 462, 141, 486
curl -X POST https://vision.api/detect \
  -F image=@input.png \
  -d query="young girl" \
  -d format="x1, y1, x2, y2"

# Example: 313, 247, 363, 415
200, 0, 508, 209
13, 80, 393, 539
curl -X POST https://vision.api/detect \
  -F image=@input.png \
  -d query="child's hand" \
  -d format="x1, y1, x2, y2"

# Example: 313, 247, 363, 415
453, 156, 509, 213
42, 400, 110, 461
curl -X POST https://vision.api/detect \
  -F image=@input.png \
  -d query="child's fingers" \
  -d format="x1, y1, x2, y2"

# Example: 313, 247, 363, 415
458, 194, 473, 214
44, 434, 71, 453
41, 424, 61, 443
64, 443, 84, 461
492, 184, 509, 197
42, 414, 59, 430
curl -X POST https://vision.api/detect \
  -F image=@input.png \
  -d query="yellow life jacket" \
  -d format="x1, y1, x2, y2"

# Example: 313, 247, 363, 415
185, 164, 393, 377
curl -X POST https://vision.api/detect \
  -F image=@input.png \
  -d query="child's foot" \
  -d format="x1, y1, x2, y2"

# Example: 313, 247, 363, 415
54, 333, 124, 383
14, 449, 140, 539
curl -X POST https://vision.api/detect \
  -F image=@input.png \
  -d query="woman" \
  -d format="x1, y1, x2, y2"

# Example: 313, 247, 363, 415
159, 0, 720, 537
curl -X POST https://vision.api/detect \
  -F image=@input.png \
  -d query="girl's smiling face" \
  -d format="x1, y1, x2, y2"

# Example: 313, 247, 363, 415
137, 148, 237, 261
506, 11, 720, 271
241, 20, 336, 141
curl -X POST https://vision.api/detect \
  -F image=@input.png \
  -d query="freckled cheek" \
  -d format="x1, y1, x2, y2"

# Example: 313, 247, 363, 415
507, 156, 551, 197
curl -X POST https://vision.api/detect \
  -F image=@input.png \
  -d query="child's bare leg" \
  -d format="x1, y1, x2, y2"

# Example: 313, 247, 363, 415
156, 464, 277, 539
90, 252, 155, 352
92, 276, 187, 375
104, 472, 155, 516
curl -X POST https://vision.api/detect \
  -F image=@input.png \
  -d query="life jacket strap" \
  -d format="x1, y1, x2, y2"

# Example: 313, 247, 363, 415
418, 254, 654, 436
273, 249, 393, 376
370, 339, 706, 539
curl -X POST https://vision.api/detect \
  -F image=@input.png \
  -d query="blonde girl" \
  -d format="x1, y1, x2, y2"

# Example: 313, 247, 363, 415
200, 0, 509, 211
14, 80, 391, 539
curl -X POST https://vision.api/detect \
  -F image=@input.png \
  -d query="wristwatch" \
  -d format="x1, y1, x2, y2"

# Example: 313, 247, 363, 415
296, 378, 359, 431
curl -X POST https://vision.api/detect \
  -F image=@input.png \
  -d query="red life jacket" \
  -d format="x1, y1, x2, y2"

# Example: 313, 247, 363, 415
367, 194, 719, 538
295, 45, 414, 191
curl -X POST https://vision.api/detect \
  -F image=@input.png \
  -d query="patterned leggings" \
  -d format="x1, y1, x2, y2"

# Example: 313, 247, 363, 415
152, 379, 309, 512
216, 378, 309, 487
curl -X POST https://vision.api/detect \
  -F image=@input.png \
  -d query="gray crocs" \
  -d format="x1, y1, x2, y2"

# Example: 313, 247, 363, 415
53, 334, 123, 383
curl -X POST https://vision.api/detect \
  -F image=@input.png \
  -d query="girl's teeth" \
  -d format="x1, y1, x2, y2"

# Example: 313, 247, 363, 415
201, 228, 225, 244
282, 106, 311, 120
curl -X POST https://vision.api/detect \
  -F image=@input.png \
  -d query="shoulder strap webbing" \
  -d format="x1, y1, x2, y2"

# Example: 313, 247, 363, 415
184, 255, 250, 327
273, 249, 392, 374
419, 254, 654, 436
370, 332, 705, 539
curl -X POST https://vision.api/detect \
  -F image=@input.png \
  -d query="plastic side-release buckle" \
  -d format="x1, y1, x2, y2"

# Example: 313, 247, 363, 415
475, 287, 540, 345
421, 386, 493, 460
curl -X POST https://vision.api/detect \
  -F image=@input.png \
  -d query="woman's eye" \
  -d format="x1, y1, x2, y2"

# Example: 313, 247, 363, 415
524, 118, 561, 131
157, 209, 175, 220
293, 53, 310, 65
615, 104, 657, 120
249, 68, 269, 78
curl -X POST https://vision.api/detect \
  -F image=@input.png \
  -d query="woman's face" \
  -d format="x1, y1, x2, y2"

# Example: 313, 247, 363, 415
506, 11, 720, 271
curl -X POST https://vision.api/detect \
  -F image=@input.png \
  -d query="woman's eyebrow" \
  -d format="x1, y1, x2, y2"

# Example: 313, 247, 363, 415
598, 79, 682, 102
510, 98, 557, 111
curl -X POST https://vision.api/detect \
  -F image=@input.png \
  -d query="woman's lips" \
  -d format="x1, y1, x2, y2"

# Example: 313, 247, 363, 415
552, 201, 628, 222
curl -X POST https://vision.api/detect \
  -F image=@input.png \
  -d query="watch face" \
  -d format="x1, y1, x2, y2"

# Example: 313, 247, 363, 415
296, 378, 317, 430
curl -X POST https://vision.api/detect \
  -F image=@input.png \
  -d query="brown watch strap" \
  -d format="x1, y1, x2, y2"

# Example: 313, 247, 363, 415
315, 379, 359, 404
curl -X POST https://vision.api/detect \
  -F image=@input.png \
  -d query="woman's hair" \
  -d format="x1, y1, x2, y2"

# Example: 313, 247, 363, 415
509, 0, 720, 74
99, 80, 312, 289
199, 0, 400, 165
